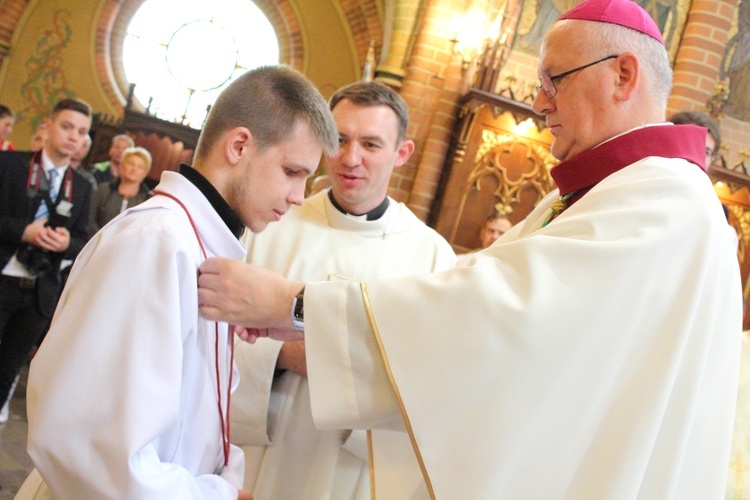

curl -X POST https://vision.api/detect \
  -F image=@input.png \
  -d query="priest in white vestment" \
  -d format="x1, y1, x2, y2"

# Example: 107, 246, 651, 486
16, 66, 339, 499
198, 1, 743, 498
232, 81, 455, 500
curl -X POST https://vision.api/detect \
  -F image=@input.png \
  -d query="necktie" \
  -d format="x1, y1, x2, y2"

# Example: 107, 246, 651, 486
35, 168, 59, 221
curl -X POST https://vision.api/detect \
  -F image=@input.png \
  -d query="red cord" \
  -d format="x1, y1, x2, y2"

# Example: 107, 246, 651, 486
154, 190, 233, 470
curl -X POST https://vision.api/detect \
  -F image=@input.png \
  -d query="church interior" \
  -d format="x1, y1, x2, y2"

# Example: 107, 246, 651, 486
1, 0, 750, 497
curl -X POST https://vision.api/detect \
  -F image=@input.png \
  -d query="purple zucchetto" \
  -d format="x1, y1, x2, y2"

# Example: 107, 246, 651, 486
558, 0, 664, 45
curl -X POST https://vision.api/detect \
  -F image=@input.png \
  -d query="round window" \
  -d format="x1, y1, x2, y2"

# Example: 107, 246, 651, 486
123, 0, 279, 128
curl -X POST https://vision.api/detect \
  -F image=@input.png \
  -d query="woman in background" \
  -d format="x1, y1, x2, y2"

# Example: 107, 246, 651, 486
0, 105, 15, 151
89, 146, 153, 233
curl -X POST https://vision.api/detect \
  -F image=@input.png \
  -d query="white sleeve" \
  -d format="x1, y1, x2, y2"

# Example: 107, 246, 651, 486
433, 238, 457, 272
26, 219, 239, 499
231, 337, 284, 445
305, 279, 402, 431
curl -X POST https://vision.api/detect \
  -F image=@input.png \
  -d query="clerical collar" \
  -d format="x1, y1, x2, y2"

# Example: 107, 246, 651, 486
327, 189, 389, 220
551, 124, 706, 198
179, 164, 244, 239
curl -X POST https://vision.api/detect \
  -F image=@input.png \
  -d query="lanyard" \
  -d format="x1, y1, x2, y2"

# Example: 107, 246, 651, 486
153, 190, 234, 473
26, 151, 74, 202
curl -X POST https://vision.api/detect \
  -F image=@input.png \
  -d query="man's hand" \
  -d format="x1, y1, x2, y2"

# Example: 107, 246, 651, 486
277, 340, 307, 377
198, 257, 305, 330
232, 325, 303, 344
38, 226, 71, 252
22, 219, 48, 246
237, 489, 254, 500
22, 220, 71, 253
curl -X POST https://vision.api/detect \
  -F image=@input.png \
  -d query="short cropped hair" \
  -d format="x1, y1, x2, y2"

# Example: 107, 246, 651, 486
52, 98, 92, 119
121, 146, 153, 174
195, 65, 338, 160
112, 134, 135, 148
329, 81, 410, 143
584, 22, 672, 107
0, 105, 14, 120
669, 111, 721, 154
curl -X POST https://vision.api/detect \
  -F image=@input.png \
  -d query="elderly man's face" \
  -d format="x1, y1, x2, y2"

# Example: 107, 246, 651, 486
109, 138, 132, 164
533, 23, 621, 161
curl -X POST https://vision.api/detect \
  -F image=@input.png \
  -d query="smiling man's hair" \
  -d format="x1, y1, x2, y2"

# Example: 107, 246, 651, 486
329, 81, 410, 144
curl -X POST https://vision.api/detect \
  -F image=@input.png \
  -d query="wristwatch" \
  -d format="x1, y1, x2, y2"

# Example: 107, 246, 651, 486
291, 287, 305, 331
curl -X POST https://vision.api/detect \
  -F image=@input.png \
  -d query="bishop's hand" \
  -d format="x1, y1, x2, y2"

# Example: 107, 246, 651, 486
198, 257, 305, 337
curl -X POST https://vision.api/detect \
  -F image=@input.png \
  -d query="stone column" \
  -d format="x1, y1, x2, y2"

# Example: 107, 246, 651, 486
375, 0, 424, 88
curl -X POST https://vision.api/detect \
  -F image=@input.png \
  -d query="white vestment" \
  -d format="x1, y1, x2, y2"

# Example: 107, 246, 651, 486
726, 331, 750, 499
304, 157, 743, 499
231, 190, 455, 499
18, 172, 245, 499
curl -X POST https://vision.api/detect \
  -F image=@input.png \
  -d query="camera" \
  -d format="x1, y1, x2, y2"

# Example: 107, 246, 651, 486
17, 207, 71, 276
16, 244, 55, 276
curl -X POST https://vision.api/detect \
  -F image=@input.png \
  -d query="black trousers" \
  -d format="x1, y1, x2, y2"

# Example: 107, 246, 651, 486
0, 275, 50, 404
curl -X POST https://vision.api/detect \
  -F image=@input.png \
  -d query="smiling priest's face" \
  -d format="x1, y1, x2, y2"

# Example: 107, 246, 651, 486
325, 99, 411, 215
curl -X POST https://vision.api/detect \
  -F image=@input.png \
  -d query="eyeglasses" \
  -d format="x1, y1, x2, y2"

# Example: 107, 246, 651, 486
537, 55, 619, 99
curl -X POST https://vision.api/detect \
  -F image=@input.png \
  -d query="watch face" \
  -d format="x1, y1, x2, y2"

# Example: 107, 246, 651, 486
293, 290, 304, 320
291, 289, 304, 331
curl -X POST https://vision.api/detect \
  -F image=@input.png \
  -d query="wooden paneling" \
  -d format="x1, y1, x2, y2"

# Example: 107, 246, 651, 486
430, 90, 556, 253
709, 163, 750, 330
89, 107, 199, 187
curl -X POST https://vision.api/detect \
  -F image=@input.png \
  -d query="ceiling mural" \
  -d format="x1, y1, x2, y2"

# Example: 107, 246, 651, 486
19, 9, 75, 133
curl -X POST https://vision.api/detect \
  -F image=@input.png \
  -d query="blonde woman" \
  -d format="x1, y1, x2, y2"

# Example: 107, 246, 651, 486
89, 146, 153, 233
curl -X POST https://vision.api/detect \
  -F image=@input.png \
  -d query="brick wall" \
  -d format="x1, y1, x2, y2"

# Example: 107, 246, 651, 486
396, 0, 490, 219
668, 0, 735, 113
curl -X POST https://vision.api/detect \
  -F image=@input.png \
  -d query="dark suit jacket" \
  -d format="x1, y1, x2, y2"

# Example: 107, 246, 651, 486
0, 151, 93, 318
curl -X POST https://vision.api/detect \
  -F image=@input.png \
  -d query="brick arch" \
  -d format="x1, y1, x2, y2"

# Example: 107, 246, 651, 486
339, 0, 384, 71
254, 0, 303, 69
95, 0, 305, 112
0, 0, 30, 68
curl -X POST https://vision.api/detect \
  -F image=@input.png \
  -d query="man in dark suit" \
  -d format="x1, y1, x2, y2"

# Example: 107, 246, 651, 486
0, 97, 93, 414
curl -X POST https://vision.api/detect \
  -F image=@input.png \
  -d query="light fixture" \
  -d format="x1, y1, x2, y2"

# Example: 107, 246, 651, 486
512, 118, 536, 136
452, 10, 489, 72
